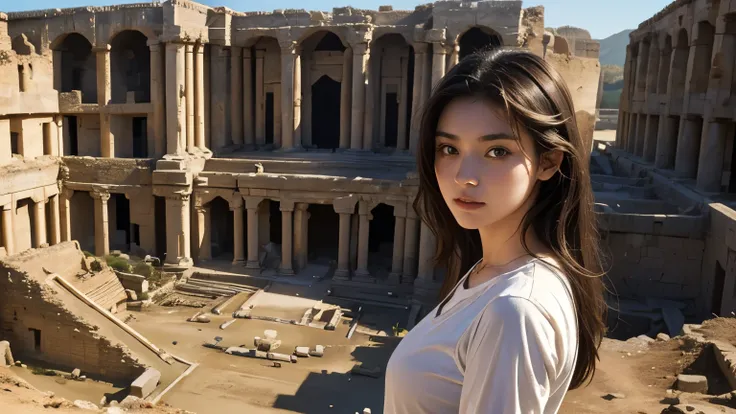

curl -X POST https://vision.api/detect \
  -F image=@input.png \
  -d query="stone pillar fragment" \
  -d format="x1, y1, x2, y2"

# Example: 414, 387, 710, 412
2, 204, 14, 256
243, 49, 254, 148
334, 211, 352, 280
195, 205, 211, 261
49, 194, 61, 246
696, 121, 726, 192
164, 193, 192, 267
185, 44, 195, 152
232, 199, 244, 265
354, 201, 372, 280
675, 117, 702, 178
91, 191, 110, 257
350, 43, 368, 150
231, 47, 243, 146
149, 41, 166, 157
60, 189, 72, 242
194, 43, 206, 151
95, 45, 113, 157
340, 47, 353, 149
279, 200, 294, 275
31, 199, 47, 248
431, 42, 446, 88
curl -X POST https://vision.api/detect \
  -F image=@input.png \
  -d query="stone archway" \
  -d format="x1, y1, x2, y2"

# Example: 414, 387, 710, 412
311, 75, 341, 149
458, 27, 502, 60
208, 197, 234, 259
53, 33, 97, 103
110, 30, 150, 104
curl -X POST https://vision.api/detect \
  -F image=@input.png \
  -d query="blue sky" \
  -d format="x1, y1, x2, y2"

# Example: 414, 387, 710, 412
2, 0, 672, 39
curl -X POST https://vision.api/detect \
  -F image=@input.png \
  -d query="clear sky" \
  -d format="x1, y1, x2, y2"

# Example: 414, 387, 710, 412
1, 0, 672, 40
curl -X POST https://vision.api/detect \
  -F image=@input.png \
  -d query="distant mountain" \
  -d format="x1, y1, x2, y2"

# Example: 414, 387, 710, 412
597, 29, 633, 67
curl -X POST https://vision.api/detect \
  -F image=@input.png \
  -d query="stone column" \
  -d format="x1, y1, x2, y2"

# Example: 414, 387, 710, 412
416, 222, 436, 283
95, 45, 113, 157
294, 203, 309, 272
350, 43, 368, 150
166, 43, 186, 155
255, 50, 265, 146
354, 201, 373, 280
293, 49, 302, 149
447, 43, 459, 72
643, 115, 659, 162
91, 191, 110, 257
31, 198, 47, 248
195, 205, 211, 261
626, 113, 637, 154
149, 41, 166, 157
231, 47, 243, 146
696, 121, 726, 192
279, 200, 294, 275
675, 116, 702, 177
231, 199, 244, 265
49, 194, 61, 246
431, 42, 447, 88
388, 203, 406, 284
2, 204, 14, 256
60, 189, 72, 242
334, 212, 352, 280
410, 44, 427, 154
164, 193, 192, 267
655, 116, 679, 169
185, 44, 195, 152
280, 41, 296, 150
195, 43, 206, 151
340, 47, 353, 149
244, 197, 262, 270
363, 53, 376, 151
243, 48, 254, 148
402, 207, 419, 284
397, 51, 409, 151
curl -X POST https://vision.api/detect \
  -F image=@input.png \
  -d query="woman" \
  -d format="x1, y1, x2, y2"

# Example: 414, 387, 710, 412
383, 48, 606, 413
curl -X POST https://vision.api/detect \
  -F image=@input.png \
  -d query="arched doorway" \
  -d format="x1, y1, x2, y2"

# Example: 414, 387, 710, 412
691, 22, 714, 94
299, 31, 345, 150
208, 197, 233, 259
370, 34, 413, 150
247, 36, 281, 146
459, 27, 502, 59
311, 75, 341, 149
53, 33, 96, 103
368, 203, 395, 277
110, 30, 150, 104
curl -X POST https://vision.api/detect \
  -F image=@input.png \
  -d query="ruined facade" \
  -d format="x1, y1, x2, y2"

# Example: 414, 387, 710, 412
0, 1, 600, 320
611, 0, 736, 322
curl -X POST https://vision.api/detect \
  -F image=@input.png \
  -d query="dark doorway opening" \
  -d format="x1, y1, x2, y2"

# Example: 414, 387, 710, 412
132, 117, 148, 158
308, 204, 339, 261
270, 200, 282, 244
10, 132, 19, 156
729, 127, 736, 193
114, 194, 131, 251
459, 27, 502, 60
29, 328, 41, 351
209, 197, 234, 259
384, 92, 399, 148
266, 92, 275, 145
154, 196, 166, 260
42, 122, 52, 155
712, 261, 726, 316
311, 75, 341, 149
65, 116, 78, 155
368, 204, 395, 276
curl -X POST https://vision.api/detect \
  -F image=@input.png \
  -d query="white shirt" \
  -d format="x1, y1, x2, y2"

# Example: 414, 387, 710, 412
384, 258, 578, 414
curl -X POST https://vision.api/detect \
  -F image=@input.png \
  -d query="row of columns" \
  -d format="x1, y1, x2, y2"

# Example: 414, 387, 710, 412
165, 42, 208, 156
1, 194, 65, 257
193, 195, 437, 285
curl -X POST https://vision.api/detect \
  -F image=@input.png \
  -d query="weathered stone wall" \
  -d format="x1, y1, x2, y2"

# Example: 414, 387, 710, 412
0, 248, 145, 383
701, 204, 736, 317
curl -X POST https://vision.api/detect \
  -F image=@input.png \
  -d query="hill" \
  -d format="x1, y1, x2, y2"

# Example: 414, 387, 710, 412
597, 29, 633, 66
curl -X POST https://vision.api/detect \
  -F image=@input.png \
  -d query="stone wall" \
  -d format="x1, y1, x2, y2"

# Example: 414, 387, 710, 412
0, 246, 146, 383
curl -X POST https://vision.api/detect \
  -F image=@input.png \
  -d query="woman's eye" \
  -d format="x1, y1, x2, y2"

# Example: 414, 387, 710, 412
438, 145, 458, 155
487, 148, 509, 158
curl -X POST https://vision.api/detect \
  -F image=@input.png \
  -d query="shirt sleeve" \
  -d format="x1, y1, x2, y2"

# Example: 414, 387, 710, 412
459, 295, 559, 414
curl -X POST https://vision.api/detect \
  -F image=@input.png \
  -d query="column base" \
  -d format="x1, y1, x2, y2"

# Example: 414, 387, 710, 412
333, 269, 350, 280
245, 260, 260, 270
353, 269, 373, 282
387, 272, 402, 285
164, 257, 194, 271
276, 146, 303, 153
232, 258, 245, 266
279, 267, 295, 276
401, 273, 416, 286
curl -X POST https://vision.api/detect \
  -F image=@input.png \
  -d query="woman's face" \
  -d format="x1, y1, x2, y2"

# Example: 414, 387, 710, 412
434, 96, 556, 231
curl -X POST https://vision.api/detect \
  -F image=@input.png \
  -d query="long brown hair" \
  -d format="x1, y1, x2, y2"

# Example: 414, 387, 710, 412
413, 47, 606, 389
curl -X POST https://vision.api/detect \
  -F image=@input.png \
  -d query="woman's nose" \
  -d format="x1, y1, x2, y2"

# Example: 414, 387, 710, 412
454, 157, 480, 187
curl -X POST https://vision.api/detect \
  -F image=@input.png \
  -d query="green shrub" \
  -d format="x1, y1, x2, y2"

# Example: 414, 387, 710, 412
138, 291, 150, 300
105, 255, 131, 273
90, 260, 103, 272
132, 262, 154, 278
31, 367, 56, 376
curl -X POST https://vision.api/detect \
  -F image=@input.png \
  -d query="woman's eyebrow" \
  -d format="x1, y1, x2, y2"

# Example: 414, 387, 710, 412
436, 130, 458, 140
436, 130, 516, 142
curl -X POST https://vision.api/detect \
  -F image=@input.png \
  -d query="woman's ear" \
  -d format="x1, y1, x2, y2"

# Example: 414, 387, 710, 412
537, 150, 563, 181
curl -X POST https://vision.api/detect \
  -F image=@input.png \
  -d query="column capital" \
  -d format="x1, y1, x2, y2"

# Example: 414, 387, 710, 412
412, 42, 429, 54
350, 42, 369, 55
90, 190, 110, 202
295, 202, 309, 212
61, 188, 74, 200
393, 202, 407, 218
243, 196, 264, 210
333, 195, 358, 214
194, 205, 208, 214
279, 40, 296, 54
229, 196, 244, 210
242, 48, 252, 58
92, 44, 111, 53
194, 42, 204, 54
146, 39, 162, 48
358, 199, 377, 215
185, 43, 194, 53
279, 199, 295, 212
432, 41, 447, 55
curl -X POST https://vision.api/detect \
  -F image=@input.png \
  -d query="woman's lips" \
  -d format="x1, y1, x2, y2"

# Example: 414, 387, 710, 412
453, 198, 486, 210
